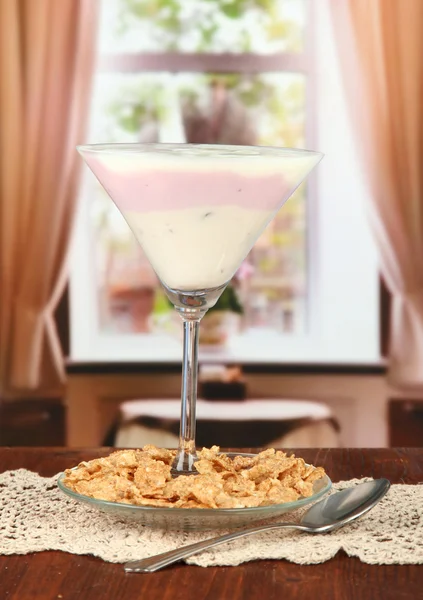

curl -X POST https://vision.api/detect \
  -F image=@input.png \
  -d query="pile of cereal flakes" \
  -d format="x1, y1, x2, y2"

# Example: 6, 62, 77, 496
64, 446, 326, 509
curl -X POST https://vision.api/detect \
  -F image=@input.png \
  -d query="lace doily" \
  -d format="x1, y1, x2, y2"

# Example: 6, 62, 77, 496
1, 469, 422, 567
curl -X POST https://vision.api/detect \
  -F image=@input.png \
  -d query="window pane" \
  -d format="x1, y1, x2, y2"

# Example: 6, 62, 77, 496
99, 0, 306, 54
87, 71, 307, 335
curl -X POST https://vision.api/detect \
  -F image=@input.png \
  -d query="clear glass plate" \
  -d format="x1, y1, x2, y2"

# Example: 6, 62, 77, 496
57, 453, 332, 531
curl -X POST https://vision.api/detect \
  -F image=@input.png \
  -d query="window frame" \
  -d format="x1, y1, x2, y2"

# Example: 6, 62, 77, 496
68, 0, 382, 366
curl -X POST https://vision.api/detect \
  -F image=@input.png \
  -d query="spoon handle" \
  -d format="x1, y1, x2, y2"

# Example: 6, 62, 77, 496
124, 522, 308, 573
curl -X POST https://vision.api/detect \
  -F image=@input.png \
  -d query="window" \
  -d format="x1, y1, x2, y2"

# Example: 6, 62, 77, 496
70, 0, 380, 364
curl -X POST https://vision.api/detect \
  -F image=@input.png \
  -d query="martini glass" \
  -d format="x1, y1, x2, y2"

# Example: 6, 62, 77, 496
78, 143, 323, 475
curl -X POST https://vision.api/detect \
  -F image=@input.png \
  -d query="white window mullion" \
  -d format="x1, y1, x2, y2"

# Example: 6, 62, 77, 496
98, 52, 309, 75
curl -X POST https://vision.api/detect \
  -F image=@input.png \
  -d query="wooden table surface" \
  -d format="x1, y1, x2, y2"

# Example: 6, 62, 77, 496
1, 447, 422, 600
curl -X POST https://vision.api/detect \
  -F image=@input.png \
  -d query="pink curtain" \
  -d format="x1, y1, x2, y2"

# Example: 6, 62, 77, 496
0, 0, 98, 393
330, 0, 423, 387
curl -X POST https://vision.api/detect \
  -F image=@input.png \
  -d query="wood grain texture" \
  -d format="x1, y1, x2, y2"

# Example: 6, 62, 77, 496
1, 448, 422, 600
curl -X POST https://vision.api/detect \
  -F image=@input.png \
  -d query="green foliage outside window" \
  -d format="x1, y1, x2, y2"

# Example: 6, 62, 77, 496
114, 0, 303, 53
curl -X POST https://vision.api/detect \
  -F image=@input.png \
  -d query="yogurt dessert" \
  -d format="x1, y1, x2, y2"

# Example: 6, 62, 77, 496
79, 144, 322, 291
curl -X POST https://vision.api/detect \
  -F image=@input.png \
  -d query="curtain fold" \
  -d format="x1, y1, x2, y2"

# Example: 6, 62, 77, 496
329, 0, 423, 387
0, 0, 98, 394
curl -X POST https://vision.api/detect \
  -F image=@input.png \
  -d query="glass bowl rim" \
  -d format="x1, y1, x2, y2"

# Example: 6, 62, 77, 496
76, 142, 324, 161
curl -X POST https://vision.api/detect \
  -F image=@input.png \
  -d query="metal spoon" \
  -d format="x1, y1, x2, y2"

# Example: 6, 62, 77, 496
125, 478, 390, 573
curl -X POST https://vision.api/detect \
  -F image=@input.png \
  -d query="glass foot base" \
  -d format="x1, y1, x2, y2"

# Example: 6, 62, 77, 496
170, 467, 197, 477
171, 447, 198, 476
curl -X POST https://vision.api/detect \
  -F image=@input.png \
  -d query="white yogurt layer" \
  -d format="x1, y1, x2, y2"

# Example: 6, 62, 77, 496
124, 205, 275, 290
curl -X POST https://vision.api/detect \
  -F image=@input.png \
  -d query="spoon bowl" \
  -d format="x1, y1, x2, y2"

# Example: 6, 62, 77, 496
300, 479, 390, 532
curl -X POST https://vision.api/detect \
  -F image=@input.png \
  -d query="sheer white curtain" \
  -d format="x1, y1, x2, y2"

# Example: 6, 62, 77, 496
330, 0, 423, 387
0, 0, 98, 393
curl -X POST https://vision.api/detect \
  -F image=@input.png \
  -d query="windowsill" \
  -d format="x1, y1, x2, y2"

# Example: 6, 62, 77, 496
68, 328, 385, 375
66, 359, 386, 375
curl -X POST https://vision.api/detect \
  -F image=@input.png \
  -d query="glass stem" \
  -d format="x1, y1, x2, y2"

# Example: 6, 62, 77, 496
173, 312, 202, 474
